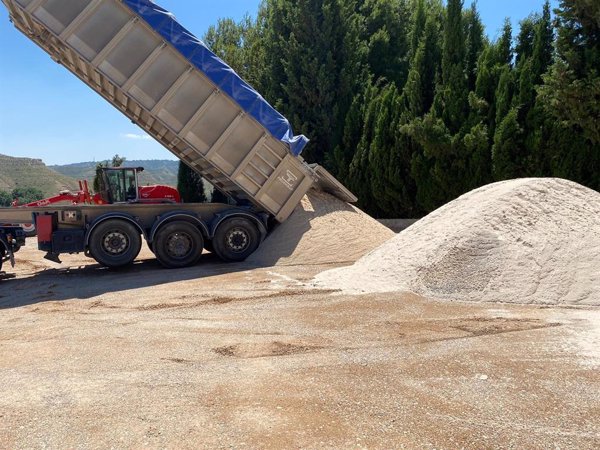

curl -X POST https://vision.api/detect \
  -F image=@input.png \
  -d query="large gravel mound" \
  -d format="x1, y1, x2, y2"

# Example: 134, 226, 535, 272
314, 178, 600, 306
247, 189, 394, 266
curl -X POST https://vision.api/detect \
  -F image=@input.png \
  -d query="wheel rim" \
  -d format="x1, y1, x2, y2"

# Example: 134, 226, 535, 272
165, 232, 193, 259
226, 227, 250, 252
101, 230, 130, 256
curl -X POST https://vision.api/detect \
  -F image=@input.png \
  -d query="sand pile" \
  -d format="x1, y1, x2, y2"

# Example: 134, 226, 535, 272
314, 178, 600, 306
247, 189, 394, 266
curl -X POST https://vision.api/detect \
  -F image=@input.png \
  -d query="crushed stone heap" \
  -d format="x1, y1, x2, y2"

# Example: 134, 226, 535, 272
314, 178, 600, 306
247, 189, 394, 267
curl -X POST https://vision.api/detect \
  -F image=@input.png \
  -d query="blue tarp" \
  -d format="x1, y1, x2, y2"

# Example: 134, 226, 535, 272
122, 0, 309, 156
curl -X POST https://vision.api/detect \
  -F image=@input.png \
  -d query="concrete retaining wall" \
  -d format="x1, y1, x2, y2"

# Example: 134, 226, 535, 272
377, 219, 419, 233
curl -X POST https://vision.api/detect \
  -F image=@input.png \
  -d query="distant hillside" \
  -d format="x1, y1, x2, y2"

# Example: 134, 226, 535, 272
0, 154, 79, 196
51, 160, 179, 187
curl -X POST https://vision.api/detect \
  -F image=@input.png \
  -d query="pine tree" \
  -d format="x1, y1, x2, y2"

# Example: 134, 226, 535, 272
203, 15, 266, 90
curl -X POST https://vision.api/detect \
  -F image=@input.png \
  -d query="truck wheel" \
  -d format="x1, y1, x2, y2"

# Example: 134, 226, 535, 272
89, 220, 142, 268
212, 217, 261, 262
154, 221, 204, 268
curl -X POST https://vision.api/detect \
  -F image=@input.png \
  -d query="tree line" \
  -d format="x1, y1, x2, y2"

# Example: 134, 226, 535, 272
0, 187, 44, 207
178, 0, 599, 218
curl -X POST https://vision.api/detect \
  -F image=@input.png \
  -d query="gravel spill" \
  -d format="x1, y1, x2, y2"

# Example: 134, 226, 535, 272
247, 189, 394, 266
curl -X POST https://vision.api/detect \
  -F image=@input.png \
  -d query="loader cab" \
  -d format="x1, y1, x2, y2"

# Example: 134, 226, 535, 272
98, 167, 143, 204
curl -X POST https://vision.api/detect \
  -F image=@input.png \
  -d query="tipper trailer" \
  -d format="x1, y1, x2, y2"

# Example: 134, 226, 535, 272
0, 0, 357, 272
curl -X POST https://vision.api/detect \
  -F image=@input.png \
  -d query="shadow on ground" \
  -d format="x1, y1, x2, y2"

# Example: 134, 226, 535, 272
0, 253, 254, 309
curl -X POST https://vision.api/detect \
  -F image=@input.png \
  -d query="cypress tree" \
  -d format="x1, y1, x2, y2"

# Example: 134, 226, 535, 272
211, 187, 230, 204
515, 17, 537, 68
333, 88, 367, 184
496, 19, 513, 67
262, 0, 363, 166
464, 3, 486, 92
261, 0, 292, 106
539, 0, 600, 145
408, 0, 470, 209
404, 10, 442, 117
531, 1, 554, 84
538, 0, 600, 190
434, 0, 468, 133
494, 64, 515, 131
409, 0, 427, 58
348, 82, 382, 214
492, 108, 525, 180
360, 0, 411, 87
368, 84, 417, 217
177, 162, 207, 203
473, 21, 511, 128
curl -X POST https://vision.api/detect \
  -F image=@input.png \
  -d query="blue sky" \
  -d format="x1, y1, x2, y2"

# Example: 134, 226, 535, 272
0, 0, 556, 166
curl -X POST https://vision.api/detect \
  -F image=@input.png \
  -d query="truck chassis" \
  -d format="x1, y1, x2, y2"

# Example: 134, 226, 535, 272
0, 203, 267, 270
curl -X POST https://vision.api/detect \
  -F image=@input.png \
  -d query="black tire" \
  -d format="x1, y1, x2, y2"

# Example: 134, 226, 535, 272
89, 220, 142, 268
154, 221, 204, 269
212, 217, 261, 262
204, 240, 214, 253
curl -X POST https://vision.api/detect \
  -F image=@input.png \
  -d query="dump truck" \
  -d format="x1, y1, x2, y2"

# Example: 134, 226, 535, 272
0, 0, 356, 272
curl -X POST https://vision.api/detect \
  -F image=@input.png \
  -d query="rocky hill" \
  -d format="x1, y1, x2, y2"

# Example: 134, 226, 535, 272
51, 160, 179, 187
0, 154, 79, 196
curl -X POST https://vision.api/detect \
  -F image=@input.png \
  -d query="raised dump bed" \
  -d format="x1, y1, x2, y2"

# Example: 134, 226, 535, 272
1, 0, 356, 221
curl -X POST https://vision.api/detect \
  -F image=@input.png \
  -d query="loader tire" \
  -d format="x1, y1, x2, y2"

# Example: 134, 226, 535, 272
89, 220, 142, 268
154, 221, 204, 269
212, 217, 261, 262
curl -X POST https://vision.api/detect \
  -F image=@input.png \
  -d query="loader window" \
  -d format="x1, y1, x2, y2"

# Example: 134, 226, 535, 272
105, 170, 126, 203
103, 169, 135, 203
126, 173, 138, 201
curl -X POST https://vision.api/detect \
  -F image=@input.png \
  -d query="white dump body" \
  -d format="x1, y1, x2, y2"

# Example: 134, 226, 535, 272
2, 0, 356, 222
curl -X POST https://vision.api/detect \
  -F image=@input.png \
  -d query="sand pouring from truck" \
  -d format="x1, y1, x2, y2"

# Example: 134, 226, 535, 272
0, 0, 356, 272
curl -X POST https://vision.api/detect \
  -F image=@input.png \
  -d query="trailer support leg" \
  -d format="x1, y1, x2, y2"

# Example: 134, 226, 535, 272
43, 252, 62, 264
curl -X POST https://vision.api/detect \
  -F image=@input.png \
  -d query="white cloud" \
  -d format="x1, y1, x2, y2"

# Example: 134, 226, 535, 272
122, 133, 152, 140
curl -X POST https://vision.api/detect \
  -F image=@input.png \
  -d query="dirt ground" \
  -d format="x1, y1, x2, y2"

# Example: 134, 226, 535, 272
1, 241, 599, 449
